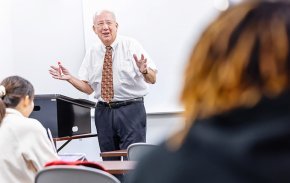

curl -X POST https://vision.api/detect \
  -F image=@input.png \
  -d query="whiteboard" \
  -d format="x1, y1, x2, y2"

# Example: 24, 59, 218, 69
82, 0, 219, 113
4, 0, 88, 100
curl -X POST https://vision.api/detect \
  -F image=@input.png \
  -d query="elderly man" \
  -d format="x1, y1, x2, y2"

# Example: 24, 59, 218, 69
49, 10, 157, 160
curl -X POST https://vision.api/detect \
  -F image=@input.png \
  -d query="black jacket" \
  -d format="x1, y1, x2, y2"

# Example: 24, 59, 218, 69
126, 91, 290, 183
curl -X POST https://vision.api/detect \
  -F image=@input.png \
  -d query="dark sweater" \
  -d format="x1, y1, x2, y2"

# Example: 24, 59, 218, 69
126, 91, 290, 183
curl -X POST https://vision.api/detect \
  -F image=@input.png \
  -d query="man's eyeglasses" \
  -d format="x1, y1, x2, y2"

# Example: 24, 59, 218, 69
95, 21, 115, 28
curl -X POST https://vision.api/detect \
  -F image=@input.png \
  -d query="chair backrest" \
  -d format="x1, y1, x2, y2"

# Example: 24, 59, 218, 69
35, 165, 120, 183
127, 142, 157, 161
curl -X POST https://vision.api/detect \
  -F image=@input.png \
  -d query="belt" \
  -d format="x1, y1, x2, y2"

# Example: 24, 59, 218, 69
97, 97, 143, 108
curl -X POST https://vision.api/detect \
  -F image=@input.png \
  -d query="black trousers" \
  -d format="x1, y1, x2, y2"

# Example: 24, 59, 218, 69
95, 99, 146, 161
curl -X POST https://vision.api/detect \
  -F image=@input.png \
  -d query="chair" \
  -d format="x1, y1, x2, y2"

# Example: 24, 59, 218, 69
35, 165, 120, 183
127, 142, 157, 161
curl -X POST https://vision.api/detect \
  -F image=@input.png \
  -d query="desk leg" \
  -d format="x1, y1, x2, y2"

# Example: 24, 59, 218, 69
57, 140, 71, 153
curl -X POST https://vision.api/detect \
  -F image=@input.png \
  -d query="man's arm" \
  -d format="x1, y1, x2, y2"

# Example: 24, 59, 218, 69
141, 68, 156, 84
49, 64, 94, 95
67, 76, 94, 94
133, 54, 157, 84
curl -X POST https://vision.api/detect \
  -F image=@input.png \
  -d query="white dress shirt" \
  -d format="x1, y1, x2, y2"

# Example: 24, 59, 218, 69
78, 35, 157, 101
0, 108, 59, 183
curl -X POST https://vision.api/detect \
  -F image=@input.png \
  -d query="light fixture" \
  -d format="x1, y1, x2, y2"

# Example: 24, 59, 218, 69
213, 0, 230, 11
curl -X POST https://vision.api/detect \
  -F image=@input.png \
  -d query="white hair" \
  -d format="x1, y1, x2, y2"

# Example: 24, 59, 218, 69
93, 10, 117, 24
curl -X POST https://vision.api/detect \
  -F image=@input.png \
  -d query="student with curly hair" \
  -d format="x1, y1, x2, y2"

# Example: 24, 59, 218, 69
127, 1, 290, 182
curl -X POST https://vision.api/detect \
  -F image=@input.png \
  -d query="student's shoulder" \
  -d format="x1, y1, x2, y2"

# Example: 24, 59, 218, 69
4, 115, 45, 137
17, 117, 46, 133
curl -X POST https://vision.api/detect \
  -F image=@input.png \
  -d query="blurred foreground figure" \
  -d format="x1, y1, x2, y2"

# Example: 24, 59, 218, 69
126, 1, 290, 182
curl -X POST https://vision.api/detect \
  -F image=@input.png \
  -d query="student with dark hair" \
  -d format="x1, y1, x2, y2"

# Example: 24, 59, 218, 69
127, 1, 290, 182
0, 76, 59, 183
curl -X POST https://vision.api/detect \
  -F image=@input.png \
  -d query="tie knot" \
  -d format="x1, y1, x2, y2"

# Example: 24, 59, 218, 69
106, 46, 112, 51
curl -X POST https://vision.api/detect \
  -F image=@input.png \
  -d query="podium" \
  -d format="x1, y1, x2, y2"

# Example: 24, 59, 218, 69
30, 94, 96, 138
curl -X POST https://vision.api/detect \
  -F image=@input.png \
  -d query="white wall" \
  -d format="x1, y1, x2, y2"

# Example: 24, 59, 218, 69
7, 0, 87, 99
0, 0, 13, 80
3, 0, 219, 111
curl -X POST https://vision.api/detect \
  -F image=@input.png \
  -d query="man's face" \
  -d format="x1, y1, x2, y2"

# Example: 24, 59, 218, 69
93, 12, 118, 46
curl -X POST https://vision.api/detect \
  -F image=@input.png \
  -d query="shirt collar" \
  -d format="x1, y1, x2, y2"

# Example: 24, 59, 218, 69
101, 34, 119, 52
5, 108, 23, 117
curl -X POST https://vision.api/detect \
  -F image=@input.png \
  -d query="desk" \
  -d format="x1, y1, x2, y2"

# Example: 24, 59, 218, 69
53, 133, 98, 152
100, 149, 128, 159
97, 161, 136, 174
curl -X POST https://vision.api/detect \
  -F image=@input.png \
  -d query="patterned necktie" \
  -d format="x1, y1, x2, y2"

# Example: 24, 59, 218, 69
101, 46, 114, 102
